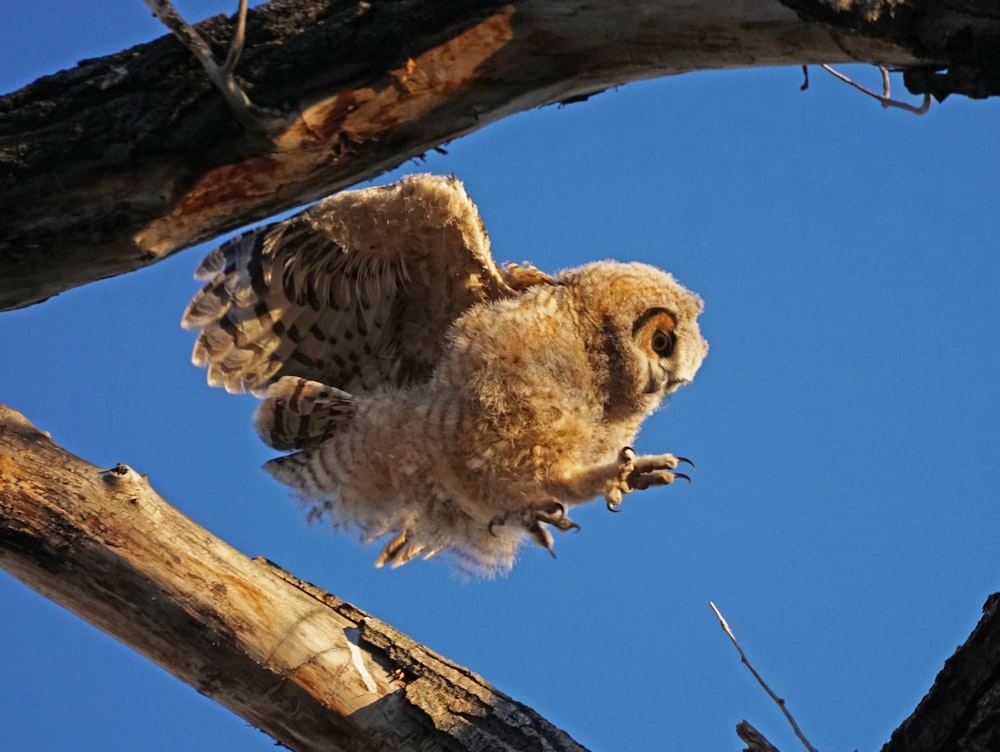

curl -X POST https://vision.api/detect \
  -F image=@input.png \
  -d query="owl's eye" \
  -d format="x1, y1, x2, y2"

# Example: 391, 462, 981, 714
651, 329, 675, 357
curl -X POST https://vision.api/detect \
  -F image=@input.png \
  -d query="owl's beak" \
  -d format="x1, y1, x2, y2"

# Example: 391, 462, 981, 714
644, 363, 671, 394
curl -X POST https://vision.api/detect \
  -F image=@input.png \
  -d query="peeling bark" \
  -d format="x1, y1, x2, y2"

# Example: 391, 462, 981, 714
6, 0, 994, 311
0, 405, 586, 752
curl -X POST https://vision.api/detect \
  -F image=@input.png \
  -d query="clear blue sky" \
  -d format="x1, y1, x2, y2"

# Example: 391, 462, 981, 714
2, 3, 999, 751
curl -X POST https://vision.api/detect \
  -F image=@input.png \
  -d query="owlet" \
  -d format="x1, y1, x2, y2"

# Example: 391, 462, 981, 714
183, 174, 708, 574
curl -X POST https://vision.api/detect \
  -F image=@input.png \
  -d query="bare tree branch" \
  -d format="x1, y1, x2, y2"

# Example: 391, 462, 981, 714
0, 404, 587, 752
6, 0, 991, 312
710, 602, 820, 752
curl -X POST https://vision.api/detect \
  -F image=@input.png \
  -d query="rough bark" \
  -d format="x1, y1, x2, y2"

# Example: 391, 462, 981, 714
3, 0, 998, 311
880, 593, 1000, 752
0, 405, 587, 752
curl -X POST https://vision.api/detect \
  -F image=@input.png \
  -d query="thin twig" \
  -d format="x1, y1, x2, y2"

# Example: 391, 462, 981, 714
819, 64, 931, 115
709, 602, 820, 752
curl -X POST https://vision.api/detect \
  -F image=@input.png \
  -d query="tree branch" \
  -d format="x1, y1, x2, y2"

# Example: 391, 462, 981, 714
777, 0, 1000, 100
0, 404, 587, 752
1, 0, 971, 312
881, 592, 1000, 752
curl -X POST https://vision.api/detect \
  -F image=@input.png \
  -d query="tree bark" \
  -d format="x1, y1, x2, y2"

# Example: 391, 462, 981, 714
2, 0, 998, 311
0, 405, 587, 752
880, 593, 1000, 752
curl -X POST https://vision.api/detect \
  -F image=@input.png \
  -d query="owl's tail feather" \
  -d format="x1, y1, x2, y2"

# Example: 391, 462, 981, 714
254, 376, 354, 451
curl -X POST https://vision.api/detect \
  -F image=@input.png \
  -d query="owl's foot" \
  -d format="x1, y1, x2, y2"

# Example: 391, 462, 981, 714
375, 529, 431, 569
489, 501, 580, 558
605, 447, 693, 511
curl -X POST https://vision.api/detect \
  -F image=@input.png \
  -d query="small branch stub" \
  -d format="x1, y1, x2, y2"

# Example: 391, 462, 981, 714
737, 720, 782, 752
143, 0, 291, 134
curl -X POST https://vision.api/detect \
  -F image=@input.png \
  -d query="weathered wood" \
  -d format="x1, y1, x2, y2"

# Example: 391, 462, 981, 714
0, 0, 967, 312
0, 405, 587, 752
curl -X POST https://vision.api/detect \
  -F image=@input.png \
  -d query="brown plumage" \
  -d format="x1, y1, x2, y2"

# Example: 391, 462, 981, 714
183, 174, 708, 574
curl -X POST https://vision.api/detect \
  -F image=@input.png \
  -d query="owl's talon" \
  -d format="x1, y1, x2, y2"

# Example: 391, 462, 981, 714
526, 520, 556, 557
488, 514, 506, 537
606, 447, 694, 509
517, 501, 580, 556
375, 530, 408, 568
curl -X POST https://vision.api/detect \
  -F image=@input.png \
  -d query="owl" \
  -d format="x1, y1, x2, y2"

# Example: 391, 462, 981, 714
182, 174, 708, 574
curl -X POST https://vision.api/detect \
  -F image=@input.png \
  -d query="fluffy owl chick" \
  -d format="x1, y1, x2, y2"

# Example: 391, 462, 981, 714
183, 174, 707, 574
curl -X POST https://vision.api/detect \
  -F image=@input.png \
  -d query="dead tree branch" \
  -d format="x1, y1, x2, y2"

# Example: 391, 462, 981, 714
5, 0, 997, 311
881, 593, 1000, 752
710, 602, 819, 752
0, 404, 587, 752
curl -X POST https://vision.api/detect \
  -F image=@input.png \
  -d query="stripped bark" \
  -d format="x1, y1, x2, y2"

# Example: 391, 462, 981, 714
4, 0, 998, 310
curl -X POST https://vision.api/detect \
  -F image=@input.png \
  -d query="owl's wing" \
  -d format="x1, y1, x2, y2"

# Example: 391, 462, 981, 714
182, 174, 554, 395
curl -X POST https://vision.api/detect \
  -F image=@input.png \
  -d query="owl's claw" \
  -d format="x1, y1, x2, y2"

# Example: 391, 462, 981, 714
605, 446, 693, 511
495, 501, 581, 556
525, 501, 580, 533
527, 521, 557, 558
374, 529, 425, 568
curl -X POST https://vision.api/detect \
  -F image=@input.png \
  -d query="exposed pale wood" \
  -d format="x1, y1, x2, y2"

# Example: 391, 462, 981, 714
0, 405, 587, 752
0, 0, 954, 311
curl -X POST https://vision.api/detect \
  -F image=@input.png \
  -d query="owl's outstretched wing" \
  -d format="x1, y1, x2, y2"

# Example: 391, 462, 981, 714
182, 174, 553, 395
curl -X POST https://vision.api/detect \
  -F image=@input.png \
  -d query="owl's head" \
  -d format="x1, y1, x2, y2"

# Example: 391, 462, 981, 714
561, 261, 708, 415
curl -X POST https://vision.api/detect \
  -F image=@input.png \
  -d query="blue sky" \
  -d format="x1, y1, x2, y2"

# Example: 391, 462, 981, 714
2, 3, 999, 751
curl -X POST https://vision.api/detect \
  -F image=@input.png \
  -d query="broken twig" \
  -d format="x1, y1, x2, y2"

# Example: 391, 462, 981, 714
710, 601, 820, 752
